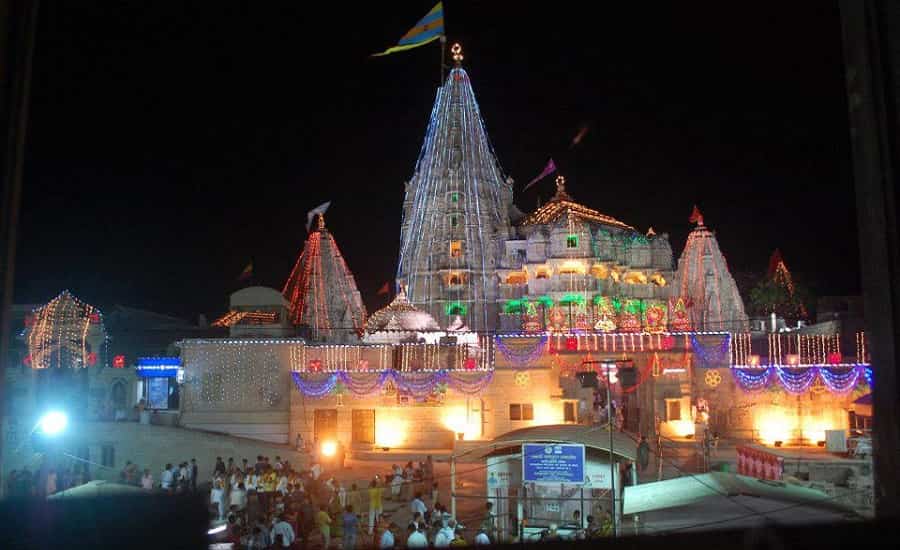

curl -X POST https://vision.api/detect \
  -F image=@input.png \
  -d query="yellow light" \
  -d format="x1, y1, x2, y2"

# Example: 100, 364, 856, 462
650, 273, 667, 287
666, 420, 695, 438
609, 270, 620, 282
321, 440, 337, 457
558, 260, 586, 275
442, 406, 480, 440
590, 264, 609, 279
533, 401, 563, 426
375, 413, 408, 448
756, 407, 793, 446
623, 271, 647, 285
785, 354, 800, 366
748, 354, 761, 367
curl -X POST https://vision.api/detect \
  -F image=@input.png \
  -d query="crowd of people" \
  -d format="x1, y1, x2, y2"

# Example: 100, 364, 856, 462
6, 462, 90, 498
201, 453, 505, 549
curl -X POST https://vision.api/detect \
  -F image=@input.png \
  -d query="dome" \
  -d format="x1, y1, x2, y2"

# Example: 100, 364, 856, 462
363, 288, 441, 343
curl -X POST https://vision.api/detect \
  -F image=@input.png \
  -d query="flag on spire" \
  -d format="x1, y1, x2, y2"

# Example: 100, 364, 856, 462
689, 205, 704, 225
306, 201, 331, 232
372, 2, 444, 57
238, 262, 253, 281
376, 282, 390, 295
523, 158, 557, 191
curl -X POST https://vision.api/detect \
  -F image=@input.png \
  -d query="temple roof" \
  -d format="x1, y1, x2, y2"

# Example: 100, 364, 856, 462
282, 214, 367, 341
518, 175, 634, 230
365, 288, 440, 334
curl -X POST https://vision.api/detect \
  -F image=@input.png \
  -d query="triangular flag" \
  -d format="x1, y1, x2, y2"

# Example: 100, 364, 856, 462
238, 262, 253, 281
523, 158, 557, 191
377, 282, 390, 295
372, 3, 444, 57
306, 201, 331, 232
689, 205, 704, 225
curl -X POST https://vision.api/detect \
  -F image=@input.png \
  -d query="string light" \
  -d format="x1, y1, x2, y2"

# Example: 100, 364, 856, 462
26, 290, 105, 369
673, 210, 748, 332
282, 214, 367, 341
396, 63, 510, 332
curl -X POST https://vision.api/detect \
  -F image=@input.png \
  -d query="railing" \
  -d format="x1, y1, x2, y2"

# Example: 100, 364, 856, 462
731, 332, 870, 366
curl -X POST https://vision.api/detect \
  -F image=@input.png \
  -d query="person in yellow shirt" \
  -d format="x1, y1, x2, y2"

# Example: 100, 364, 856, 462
260, 469, 277, 513
367, 479, 383, 535
316, 504, 333, 548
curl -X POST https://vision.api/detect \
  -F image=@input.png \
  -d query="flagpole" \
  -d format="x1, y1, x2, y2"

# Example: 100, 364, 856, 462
440, 34, 447, 85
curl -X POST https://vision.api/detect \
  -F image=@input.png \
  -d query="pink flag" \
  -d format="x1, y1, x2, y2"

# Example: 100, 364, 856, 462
523, 158, 557, 191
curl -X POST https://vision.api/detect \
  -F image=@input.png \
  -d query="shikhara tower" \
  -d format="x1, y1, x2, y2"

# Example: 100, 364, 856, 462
283, 214, 367, 343
673, 209, 749, 332
397, 46, 513, 331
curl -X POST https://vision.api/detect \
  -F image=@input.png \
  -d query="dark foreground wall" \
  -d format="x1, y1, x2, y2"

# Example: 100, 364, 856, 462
0, 494, 208, 549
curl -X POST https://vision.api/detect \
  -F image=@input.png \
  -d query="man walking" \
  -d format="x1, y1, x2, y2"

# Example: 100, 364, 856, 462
637, 436, 650, 473
190, 458, 198, 491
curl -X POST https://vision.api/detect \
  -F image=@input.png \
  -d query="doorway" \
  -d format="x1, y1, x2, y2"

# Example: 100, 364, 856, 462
314, 409, 338, 442
352, 409, 375, 445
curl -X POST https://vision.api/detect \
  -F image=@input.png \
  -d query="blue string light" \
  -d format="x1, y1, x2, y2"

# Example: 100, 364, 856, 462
494, 334, 548, 367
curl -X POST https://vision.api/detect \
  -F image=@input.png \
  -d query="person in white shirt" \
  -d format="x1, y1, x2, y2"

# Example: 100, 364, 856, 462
270, 515, 295, 548
474, 529, 491, 545
406, 525, 428, 548
311, 462, 322, 481
276, 474, 289, 496
379, 524, 396, 550
160, 463, 174, 491
141, 469, 154, 490
390, 472, 403, 500
210, 480, 226, 520
410, 492, 428, 517
230, 482, 248, 512
434, 520, 455, 548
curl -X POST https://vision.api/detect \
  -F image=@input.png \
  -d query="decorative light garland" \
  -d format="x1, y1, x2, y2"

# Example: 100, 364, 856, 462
290, 369, 493, 399
731, 364, 870, 394
690, 333, 732, 368
26, 290, 105, 369
494, 334, 548, 367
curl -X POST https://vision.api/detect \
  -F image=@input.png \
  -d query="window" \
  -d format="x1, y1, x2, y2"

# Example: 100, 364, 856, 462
450, 241, 463, 258
450, 192, 459, 203
564, 402, 576, 423
448, 272, 462, 285
450, 215, 459, 228
509, 403, 534, 421
101, 444, 115, 468
566, 234, 578, 248
536, 268, 550, 279
666, 399, 682, 421
506, 272, 527, 284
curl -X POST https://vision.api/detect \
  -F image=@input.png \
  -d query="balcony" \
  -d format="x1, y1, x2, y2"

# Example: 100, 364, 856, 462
499, 283, 528, 300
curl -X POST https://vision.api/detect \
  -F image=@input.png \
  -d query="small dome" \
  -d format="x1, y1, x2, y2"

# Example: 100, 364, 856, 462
364, 288, 441, 335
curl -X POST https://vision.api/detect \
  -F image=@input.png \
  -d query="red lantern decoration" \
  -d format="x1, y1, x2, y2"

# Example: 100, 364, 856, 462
565, 337, 578, 351
661, 335, 675, 351
309, 359, 322, 372
827, 352, 842, 365
22, 354, 31, 366
113, 354, 126, 368
88, 313, 101, 324
464, 358, 477, 370
86, 352, 98, 366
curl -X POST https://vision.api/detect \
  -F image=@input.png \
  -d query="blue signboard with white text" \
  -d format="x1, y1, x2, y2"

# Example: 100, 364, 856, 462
522, 443, 586, 484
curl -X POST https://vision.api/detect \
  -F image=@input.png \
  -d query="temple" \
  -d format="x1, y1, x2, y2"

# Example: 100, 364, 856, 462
672, 209, 749, 332
282, 214, 367, 343
499, 174, 675, 332
397, 50, 514, 332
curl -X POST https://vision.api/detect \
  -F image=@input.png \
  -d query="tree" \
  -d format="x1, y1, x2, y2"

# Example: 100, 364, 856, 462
748, 250, 812, 323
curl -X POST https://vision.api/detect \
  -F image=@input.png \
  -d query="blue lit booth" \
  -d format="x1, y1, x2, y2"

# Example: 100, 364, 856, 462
135, 357, 182, 415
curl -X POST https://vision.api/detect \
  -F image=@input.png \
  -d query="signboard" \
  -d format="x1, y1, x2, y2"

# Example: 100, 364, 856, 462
148, 377, 169, 410
522, 443, 586, 484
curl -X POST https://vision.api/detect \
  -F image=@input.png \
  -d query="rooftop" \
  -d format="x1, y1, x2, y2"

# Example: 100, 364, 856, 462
519, 175, 635, 230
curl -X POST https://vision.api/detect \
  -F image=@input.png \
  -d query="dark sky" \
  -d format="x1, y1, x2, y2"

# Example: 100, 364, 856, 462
15, 1, 858, 319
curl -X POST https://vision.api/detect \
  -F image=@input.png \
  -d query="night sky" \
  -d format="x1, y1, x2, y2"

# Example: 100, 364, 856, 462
15, 1, 857, 320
